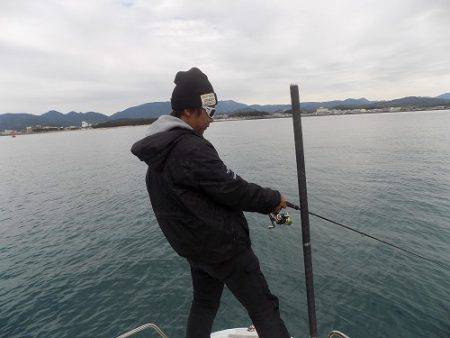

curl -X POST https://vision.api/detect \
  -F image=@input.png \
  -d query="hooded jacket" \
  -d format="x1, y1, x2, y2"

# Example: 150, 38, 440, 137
131, 115, 281, 263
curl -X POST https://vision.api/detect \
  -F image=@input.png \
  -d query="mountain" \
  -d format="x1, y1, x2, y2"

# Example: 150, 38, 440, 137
248, 104, 290, 113
0, 113, 42, 131
346, 96, 450, 109
38, 110, 109, 126
0, 111, 108, 130
232, 99, 371, 114
436, 93, 450, 100
373, 96, 450, 108
109, 100, 251, 119
110, 102, 171, 120
299, 98, 373, 111
342, 98, 372, 105
40, 110, 72, 126
216, 100, 249, 113
2, 95, 449, 131
67, 111, 109, 124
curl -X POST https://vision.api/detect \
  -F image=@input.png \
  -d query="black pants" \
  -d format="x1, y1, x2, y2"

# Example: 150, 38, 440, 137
185, 248, 290, 338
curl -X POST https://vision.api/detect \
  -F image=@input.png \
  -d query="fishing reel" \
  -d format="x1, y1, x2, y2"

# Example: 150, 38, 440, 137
268, 211, 292, 229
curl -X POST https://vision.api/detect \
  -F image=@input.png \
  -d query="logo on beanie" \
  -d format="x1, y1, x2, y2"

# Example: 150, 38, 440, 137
200, 93, 217, 107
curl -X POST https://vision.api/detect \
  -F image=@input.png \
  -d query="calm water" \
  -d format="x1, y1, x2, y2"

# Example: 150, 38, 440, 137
1, 111, 449, 338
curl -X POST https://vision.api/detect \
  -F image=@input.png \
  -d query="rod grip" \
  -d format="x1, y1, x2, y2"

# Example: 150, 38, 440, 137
286, 201, 301, 210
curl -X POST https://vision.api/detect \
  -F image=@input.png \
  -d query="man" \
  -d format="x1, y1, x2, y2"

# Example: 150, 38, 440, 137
131, 67, 290, 338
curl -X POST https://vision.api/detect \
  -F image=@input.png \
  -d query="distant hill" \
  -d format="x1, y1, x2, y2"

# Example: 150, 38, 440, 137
333, 96, 450, 110
373, 96, 450, 108
307, 98, 371, 111
248, 104, 290, 113
0, 110, 108, 130
0, 113, 42, 131
1, 94, 449, 131
109, 100, 251, 119
232, 98, 372, 113
437, 93, 450, 100
216, 100, 249, 113
110, 102, 171, 120
38, 110, 108, 126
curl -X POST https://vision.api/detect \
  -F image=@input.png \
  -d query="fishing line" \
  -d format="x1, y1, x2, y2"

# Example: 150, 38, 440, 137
285, 201, 449, 270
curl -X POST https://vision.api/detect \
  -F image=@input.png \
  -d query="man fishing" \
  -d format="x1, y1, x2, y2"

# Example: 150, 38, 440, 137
131, 67, 291, 338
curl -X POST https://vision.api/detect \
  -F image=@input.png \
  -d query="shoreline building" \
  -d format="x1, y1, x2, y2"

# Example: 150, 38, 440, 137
81, 121, 91, 128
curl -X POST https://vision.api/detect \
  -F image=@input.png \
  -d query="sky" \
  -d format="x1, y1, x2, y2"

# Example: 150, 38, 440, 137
1, 0, 449, 115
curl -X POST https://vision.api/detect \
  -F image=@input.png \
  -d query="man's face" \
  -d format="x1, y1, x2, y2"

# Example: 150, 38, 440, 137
182, 108, 214, 135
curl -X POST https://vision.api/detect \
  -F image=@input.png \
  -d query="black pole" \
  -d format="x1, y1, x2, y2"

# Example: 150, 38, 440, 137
290, 84, 318, 338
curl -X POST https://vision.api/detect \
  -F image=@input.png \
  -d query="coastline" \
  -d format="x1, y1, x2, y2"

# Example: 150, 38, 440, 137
1, 107, 449, 136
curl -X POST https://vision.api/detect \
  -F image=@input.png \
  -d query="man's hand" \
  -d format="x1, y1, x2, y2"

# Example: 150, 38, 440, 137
273, 194, 287, 213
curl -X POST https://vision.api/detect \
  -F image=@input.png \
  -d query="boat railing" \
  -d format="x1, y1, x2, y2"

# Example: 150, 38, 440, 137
327, 330, 350, 338
116, 323, 350, 338
116, 323, 168, 338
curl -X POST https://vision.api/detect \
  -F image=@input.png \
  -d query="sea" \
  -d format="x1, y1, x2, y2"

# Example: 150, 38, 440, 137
1, 110, 449, 338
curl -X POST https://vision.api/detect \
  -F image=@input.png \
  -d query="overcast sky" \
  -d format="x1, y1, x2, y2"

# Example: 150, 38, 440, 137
1, 0, 449, 115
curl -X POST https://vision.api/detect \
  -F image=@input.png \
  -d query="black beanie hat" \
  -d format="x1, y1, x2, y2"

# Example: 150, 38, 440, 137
171, 67, 217, 112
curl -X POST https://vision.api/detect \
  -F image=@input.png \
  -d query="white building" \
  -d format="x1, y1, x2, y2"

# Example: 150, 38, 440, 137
315, 107, 330, 115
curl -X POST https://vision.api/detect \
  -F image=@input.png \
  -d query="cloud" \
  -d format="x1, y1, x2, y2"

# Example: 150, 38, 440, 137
0, 0, 449, 114
119, 0, 135, 7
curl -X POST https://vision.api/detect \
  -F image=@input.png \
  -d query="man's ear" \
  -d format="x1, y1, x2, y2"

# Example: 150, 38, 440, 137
189, 107, 203, 116
181, 109, 192, 118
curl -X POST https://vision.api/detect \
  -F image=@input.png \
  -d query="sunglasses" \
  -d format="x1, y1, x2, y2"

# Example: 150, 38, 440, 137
202, 106, 216, 118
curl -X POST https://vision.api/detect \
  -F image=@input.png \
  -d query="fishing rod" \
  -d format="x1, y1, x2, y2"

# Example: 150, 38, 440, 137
273, 201, 449, 270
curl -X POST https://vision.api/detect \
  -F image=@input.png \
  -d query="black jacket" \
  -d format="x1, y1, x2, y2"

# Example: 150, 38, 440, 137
131, 116, 281, 263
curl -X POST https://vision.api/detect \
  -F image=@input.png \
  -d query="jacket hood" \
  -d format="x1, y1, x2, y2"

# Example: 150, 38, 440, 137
131, 115, 195, 171
146, 114, 193, 136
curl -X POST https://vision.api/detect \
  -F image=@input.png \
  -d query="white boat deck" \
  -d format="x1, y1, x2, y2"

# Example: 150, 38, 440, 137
211, 327, 259, 337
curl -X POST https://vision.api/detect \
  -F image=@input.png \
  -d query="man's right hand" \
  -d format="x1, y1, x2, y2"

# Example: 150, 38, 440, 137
273, 194, 287, 213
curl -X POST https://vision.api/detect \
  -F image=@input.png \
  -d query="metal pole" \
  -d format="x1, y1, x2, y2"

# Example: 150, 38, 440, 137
290, 84, 318, 338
